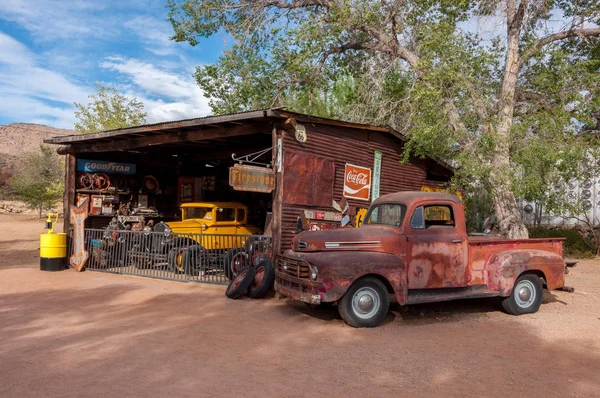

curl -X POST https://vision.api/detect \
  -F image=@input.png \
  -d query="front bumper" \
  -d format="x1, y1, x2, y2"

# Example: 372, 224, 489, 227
274, 270, 322, 305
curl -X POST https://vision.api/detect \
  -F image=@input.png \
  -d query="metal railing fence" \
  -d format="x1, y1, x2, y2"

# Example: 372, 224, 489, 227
82, 228, 272, 285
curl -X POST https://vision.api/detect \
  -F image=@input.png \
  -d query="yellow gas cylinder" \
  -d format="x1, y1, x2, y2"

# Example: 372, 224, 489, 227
40, 213, 67, 271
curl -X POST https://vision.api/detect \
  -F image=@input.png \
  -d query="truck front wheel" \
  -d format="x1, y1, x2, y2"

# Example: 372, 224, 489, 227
502, 274, 543, 315
338, 277, 390, 328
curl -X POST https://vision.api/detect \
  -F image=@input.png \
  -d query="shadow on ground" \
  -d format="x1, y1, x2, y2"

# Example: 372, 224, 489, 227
0, 277, 598, 397
0, 239, 40, 269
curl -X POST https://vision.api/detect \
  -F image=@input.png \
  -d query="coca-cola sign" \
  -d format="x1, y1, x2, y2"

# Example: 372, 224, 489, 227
343, 163, 372, 201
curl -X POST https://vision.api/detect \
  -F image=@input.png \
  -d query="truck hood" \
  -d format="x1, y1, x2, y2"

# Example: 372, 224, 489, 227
292, 226, 398, 253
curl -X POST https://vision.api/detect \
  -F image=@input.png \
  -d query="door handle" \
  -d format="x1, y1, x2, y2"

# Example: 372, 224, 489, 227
452, 239, 463, 243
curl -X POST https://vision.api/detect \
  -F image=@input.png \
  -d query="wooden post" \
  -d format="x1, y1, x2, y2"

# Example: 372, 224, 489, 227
271, 126, 284, 256
63, 153, 76, 235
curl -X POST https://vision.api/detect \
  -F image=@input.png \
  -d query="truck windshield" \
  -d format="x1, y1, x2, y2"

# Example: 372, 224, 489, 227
183, 207, 212, 220
364, 203, 407, 227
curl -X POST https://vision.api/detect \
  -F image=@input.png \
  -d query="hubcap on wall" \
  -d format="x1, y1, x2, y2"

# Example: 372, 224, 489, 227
352, 287, 380, 319
514, 280, 536, 308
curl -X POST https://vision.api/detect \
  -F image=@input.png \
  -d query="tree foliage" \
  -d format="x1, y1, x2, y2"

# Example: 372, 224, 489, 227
74, 83, 147, 133
11, 145, 64, 217
168, 0, 600, 238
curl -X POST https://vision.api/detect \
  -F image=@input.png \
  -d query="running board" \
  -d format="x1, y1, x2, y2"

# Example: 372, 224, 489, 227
406, 286, 499, 305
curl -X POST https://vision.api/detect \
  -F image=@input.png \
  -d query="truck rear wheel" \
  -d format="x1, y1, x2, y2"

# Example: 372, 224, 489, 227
338, 277, 389, 328
502, 274, 543, 315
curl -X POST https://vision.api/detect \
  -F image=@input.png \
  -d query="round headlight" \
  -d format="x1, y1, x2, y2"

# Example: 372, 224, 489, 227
154, 221, 171, 236
310, 265, 318, 281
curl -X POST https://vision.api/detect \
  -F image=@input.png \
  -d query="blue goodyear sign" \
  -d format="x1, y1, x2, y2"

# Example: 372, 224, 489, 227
77, 159, 136, 175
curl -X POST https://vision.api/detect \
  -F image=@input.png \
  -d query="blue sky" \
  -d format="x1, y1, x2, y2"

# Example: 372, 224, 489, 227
0, 0, 225, 128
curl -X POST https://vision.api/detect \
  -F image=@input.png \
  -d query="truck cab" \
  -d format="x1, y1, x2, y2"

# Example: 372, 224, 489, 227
275, 192, 570, 327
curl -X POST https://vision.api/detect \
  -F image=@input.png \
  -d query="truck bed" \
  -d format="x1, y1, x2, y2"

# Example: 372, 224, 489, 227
467, 236, 565, 286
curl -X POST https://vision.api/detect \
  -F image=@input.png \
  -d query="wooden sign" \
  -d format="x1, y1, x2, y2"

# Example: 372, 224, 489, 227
343, 163, 372, 201
70, 198, 89, 272
229, 164, 275, 193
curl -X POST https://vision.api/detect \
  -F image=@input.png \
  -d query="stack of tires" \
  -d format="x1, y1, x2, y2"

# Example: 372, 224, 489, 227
225, 257, 275, 300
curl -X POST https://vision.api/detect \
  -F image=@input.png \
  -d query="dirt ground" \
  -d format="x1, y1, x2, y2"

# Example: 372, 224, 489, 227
1, 214, 599, 398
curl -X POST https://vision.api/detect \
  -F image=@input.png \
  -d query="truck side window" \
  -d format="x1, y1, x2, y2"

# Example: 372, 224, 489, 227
410, 206, 425, 229
424, 205, 455, 229
411, 205, 455, 229
216, 208, 236, 222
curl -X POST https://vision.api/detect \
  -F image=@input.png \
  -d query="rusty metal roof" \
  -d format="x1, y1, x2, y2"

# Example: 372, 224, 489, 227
44, 108, 278, 144
44, 108, 394, 145
43, 107, 453, 172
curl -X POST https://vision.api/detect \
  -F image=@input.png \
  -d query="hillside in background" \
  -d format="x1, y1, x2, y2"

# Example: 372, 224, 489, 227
0, 123, 77, 172
0, 123, 76, 158
0, 124, 77, 214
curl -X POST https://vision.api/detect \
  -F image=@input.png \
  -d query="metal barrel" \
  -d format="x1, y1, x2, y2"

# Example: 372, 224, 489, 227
40, 232, 67, 271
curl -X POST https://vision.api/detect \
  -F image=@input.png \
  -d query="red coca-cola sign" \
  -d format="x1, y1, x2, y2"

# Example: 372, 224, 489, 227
343, 163, 372, 201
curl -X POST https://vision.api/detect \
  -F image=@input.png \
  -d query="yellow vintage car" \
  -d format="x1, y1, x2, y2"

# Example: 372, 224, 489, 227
164, 202, 265, 278
167, 202, 261, 249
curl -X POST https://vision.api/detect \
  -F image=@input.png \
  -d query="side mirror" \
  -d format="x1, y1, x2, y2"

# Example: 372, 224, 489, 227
341, 215, 350, 227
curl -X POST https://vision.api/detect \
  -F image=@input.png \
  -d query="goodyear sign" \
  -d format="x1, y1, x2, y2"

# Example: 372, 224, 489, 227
77, 159, 136, 175
229, 164, 275, 193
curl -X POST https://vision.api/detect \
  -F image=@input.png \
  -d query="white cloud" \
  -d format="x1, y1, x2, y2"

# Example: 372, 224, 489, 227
0, 1, 214, 128
0, 32, 211, 128
100, 56, 211, 122
0, 95, 77, 128
0, 32, 89, 128
0, 0, 110, 41
124, 15, 180, 56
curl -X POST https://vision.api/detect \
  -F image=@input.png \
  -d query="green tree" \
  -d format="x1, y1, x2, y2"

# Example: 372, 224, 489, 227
74, 83, 147, 133
168, 0, 600, 239
11, 145, 64, 217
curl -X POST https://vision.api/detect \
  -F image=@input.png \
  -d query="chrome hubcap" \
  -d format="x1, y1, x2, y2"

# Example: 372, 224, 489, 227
358, 295, 374, 312
352, 287, 380, 319
514, 280, 536, 308
519, 287, 531, 302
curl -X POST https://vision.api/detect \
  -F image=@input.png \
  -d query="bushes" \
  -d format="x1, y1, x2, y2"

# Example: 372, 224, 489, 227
528, 227, 596, 259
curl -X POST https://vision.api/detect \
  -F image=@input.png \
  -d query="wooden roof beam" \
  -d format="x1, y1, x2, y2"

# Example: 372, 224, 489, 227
69, 123, 271, 153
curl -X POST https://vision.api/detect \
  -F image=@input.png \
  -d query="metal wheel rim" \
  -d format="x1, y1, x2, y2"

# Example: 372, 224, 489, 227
351, 287, 380, 319
229, 270, 247, 291
514, 280, 536, 308
231, 252, 248, 275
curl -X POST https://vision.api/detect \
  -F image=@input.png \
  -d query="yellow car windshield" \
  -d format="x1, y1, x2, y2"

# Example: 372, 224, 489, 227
183, 207, 212, 220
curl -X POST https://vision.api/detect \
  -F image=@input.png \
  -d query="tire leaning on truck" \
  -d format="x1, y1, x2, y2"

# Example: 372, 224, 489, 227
501, 274, 544, 315
338, 277, 390, 328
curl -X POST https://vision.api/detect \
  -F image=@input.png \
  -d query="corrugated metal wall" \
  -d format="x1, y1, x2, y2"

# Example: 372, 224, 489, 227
280, 124, 450, 251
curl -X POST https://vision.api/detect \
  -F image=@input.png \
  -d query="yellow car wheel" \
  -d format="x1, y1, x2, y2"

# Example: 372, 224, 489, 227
168, 247, 188, 274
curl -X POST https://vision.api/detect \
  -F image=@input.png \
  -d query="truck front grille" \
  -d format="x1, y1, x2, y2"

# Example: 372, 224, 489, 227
277, 256, 310, 279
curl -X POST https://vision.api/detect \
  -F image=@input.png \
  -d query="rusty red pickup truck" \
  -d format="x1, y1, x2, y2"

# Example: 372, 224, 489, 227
275, 192, 573, 327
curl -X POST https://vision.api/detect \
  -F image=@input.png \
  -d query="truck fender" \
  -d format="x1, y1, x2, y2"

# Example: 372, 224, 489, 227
353, 269, 408, 306
303, 251, 406, 304
486, 249, 565, 296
